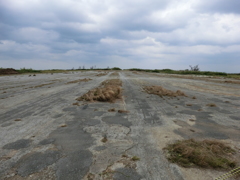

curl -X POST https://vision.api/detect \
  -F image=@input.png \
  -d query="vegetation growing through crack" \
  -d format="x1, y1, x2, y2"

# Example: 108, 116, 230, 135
76, 78, 122, 102
164, 139, 237, 169
143, 86, 187, 98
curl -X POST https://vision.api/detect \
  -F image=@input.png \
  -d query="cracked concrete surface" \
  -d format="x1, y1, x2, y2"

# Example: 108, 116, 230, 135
0, 71, 240, 180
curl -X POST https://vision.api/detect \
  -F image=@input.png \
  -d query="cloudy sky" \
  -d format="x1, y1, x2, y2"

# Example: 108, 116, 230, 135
0, 0, 240, 72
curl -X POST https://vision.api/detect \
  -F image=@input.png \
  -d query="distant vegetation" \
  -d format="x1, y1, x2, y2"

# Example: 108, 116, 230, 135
128, 68, 229, 76
17, 68, 42, 73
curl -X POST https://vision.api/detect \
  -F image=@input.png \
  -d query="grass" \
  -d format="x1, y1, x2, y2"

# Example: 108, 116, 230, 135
128, 68, 229, 76
101, 136, 108, 143
143, 86, 186, 98
66, 78, 92, 84
164, 139, 236, 169
131, 156, 140, 161
76, 79, 122, 103
118, 110, 129, 113
108, 108, 116, 112
206, 103, 217, 107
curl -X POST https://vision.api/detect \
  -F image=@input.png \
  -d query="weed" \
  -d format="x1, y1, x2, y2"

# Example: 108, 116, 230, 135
206, 103, 217, 107
108, 108, 116, 112
192, 96, 196, 99
72, 102, 80, 106
122, 154, 128, 158
143, 86, 186, 98
164, 139, 236, 169
96, 73, 108, 76
60, 124, 67, 127
131, 156, 140, 161
186, 104, 192, 106
118, 110, 129, 113
101, 136, 108, 143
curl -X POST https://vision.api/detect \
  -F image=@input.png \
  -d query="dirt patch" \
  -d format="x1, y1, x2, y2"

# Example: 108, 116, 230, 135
66, 78, 92, 84
143, 86, 187, 98
76, 79, 122, 103
164, 139, 237, 169
0, 68, 19, 75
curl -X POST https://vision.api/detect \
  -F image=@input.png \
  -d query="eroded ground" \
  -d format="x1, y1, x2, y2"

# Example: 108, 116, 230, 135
0, 71, 240, 180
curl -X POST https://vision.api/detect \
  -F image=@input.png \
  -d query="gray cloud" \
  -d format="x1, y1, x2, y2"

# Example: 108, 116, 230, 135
0, 0, 239, 72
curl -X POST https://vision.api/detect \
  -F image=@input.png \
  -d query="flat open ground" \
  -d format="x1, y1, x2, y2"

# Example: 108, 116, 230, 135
0, 71, 240, 180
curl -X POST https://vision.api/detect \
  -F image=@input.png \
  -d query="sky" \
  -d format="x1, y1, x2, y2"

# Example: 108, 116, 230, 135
0, 0, 240, 72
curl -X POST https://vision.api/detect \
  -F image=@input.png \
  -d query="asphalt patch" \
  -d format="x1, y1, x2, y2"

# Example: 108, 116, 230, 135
102, 115, 132, 127
39, 138, 56, 145
3, 139, 32, 150
56, 150, 92, 180
15, 150, 60, 177
113, 167, 142, 180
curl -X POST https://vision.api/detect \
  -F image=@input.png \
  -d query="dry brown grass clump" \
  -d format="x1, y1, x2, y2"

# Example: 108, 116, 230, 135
72, 102, 80, 106
109, 72, 119, 77
143, 86, 186, 98
96, 73, 108, 77
206, 103, 217, 107
118, 110, 129, 113
164, 139, 236, 169
76, 79, 122, 102
108, 108, 116, 112
66, 78, 92, 84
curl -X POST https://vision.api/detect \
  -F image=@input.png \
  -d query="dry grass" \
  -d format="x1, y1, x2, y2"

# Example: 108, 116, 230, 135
66, 78, 92, 84
34, 83, 54, 88
101, 136, 108, 143
143, 86, 187, 98
109, 72, 119, 77
60, 124, 67, 127
118, 110, 129, 113
164, 139, 236, 169
186, 104, 192, 106
76, 79, 122, 103
206, 103, 217, 107
192, 96, 197, 99
108, 108, 116, 112
96, 73, 108, 77
72, 102, 80, 106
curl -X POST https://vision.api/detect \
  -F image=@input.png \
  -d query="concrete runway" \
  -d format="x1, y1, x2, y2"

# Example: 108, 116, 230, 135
0, 71, 240, 180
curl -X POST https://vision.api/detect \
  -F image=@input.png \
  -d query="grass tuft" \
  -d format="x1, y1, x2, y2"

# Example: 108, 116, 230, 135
76, 79, 122, 103
143, 86, 186, 98
206, 103, 217, 107
164, 139, 236, 169
131, 156, 140, 161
